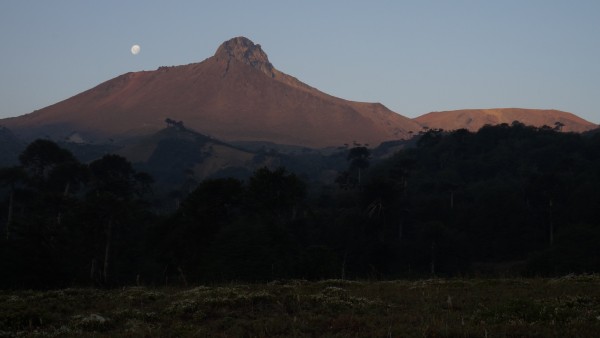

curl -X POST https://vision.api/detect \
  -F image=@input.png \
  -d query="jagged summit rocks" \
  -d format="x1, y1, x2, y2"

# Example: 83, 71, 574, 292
214, 37, 275, 78
0, 36, 421, 147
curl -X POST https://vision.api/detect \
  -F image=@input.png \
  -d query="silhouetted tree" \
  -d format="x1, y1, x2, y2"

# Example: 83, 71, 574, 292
0, 166, 25, 239
554, 121, 565, 131
165, 118, 185, 129
347, 146, 370, 185
19, 139, 77, 190
87, 154, 152, 286
153, 178, 244, 282
247, 167, 306, 219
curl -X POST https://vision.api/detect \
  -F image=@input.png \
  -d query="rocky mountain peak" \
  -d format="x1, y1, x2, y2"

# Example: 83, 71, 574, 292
214, 36, 275, 77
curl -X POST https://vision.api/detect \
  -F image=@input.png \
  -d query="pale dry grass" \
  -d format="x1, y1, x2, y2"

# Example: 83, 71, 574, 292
1, 276, 600, 337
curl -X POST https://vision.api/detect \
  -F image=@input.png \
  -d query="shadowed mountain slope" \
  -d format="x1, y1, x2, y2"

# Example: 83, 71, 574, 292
0, 126, 24, 167
1, 37, 420, 148
117, 125, 280, 185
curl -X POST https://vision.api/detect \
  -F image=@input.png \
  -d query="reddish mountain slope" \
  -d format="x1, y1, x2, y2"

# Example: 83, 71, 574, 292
1, 37, 420, 148
415, 108, 597, 133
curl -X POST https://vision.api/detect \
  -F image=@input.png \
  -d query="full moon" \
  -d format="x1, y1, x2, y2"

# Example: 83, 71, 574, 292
131, 44, 140, 55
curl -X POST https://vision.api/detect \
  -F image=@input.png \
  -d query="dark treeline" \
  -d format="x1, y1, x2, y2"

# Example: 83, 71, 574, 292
2, 123, 600, 288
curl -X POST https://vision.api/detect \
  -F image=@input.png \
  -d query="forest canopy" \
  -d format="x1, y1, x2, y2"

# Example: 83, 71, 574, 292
2, 123, 600, 288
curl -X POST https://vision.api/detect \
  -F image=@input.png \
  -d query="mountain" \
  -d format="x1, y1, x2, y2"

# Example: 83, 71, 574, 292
415, 108, 597, 133
0, 37, 421, 148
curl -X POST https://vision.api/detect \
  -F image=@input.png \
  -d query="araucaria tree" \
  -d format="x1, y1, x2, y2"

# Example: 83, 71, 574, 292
347, 146, 370, 185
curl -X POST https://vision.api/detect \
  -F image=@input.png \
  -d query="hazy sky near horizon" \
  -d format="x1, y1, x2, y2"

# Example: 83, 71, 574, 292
1, 1, 599, 123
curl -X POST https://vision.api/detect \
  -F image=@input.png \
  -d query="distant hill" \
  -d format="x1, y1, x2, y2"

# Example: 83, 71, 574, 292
414, 108, 597, 133
116, 124, 364, 190
117, 125, 283, 186
1, 37, 421, 148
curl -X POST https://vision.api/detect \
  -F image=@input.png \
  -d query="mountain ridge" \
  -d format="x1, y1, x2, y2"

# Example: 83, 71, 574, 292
1, 37, 597, 147
0, 37, 421, 148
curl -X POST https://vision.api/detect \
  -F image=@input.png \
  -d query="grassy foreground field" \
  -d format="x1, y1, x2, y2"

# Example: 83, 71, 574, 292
2, 276, 600, 337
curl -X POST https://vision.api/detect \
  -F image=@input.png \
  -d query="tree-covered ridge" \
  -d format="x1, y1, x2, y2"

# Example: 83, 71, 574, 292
0, 140, 153, 288
2, 123, 600, 288
365, 123, 600, 275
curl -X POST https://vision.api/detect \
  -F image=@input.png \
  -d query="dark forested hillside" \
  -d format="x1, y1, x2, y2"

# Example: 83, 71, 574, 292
364, 122, 600, 275
0, 126, 24, 167
2, 123, 600, 288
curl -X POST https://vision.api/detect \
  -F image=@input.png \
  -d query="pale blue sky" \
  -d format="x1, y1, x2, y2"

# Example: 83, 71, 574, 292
1, 1, 599, 123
